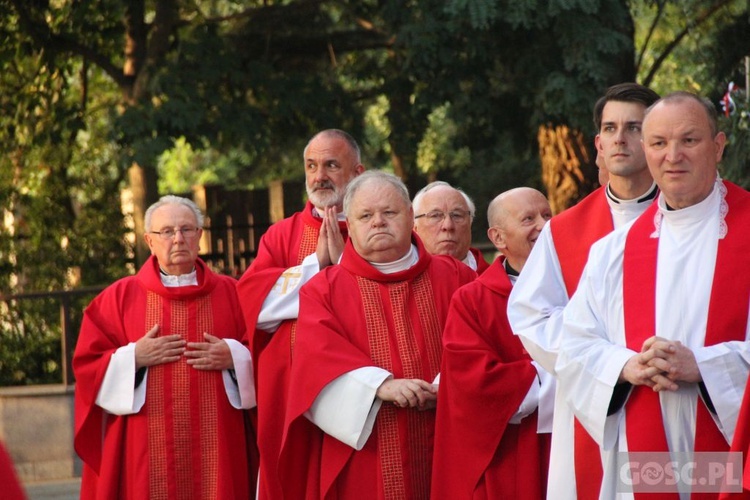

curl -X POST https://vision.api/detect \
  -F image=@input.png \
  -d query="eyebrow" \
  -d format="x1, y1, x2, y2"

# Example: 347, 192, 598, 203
602, 120, 643, 127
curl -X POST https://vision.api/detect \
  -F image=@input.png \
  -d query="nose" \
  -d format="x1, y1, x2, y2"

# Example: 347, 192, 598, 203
533, 214, 547, 231
313, 167, 329, 184
440, 215, 456, 230
664, 141, 682, 163
614, 127, 626, 144
372, 212, 387, 226
172, 229, 186, 242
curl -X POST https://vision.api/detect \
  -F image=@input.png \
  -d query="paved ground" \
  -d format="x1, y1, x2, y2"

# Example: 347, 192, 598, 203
24, 479, 81, 500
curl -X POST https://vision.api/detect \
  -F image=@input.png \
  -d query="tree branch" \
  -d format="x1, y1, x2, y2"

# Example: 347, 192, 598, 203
635, 0, 666, 75
643, 0, 734, 87
8, 0, 128, 89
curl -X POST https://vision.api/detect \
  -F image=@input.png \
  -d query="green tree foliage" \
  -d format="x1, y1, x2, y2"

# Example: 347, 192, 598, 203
0, 0, 748, 384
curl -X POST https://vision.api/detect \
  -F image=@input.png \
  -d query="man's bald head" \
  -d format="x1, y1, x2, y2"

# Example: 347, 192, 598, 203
487, 187, 551, 272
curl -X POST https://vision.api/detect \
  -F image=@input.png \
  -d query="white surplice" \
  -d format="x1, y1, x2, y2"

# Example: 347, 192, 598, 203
555, 180, 750, 499
508, 184, 656, 499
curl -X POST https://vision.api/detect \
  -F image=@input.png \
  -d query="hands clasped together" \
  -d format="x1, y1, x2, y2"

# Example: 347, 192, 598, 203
620, 336, 701, 391
316, 206, 346, 269
376, 378, 438, 411
134, 324, 233, 371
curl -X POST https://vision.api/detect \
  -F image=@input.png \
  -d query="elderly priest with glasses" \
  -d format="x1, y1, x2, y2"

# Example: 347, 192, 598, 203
413, 181, 490, 274
73, 195, 256, 500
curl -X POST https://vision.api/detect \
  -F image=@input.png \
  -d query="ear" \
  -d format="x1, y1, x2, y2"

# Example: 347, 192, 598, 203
594, 134, 603, 153
487, 226, 506, 251
714, 131, 727, 161
143, 233, 156, 254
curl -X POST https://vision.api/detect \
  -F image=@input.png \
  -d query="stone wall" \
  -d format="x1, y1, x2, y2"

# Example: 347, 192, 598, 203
0, 384, 80, 481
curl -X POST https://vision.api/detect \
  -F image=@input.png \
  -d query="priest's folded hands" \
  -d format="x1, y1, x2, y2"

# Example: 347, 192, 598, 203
376, 377, 437, 410
619, 335, 701, 391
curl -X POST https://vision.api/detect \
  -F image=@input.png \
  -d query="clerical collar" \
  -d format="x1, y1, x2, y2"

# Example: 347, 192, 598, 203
504, 259, 520, 285
311, 206, 347, 221
369, 244, 419, 274
606, 182, 658, 229
504, 259, 519, 277
159, 267, 198, 287
605, 182, 658, 205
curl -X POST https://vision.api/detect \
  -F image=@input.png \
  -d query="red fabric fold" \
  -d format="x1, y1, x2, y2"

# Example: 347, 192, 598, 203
431, 258, 549, 499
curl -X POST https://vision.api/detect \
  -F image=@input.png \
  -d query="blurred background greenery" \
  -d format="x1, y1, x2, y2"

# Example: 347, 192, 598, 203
1, 0, 748, 385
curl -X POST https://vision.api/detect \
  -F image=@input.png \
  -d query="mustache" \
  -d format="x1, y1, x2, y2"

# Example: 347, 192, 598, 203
311, 180, 336, 191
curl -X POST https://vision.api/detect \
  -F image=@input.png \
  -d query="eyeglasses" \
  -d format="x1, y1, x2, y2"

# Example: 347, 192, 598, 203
414, 210, 472, 225
149, 227, 201, 241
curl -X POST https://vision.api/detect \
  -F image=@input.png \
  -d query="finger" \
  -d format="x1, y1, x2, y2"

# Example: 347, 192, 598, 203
158, 355, 182, 365
145, 324, 160, 338
187, 358, 213, 369
203, 333, 220, 343
650, 373, 678, 392
641, 336, 671, 352
400, 386, 418, 407
186, 342, 210, 351
161, 334, 185, 342
644, 357, 671, 372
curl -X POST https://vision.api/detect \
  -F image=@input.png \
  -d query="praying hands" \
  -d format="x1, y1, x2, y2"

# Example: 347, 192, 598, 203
619, 335, 701, 391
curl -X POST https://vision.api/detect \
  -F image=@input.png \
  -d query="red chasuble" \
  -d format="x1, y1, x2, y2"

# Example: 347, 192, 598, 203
432, 258, 550, 499
549, 186, 613, 499
73, 257, 251, 500
624, 181, 750, 500
236, 201, 349, 499
280, 236, 476, 500
0, 441, 25, 500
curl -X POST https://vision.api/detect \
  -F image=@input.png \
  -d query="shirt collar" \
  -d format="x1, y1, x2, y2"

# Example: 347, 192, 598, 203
159, 267, 199, 287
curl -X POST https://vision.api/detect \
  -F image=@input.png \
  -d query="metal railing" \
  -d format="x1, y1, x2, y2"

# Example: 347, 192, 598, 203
0, 286, 104, 386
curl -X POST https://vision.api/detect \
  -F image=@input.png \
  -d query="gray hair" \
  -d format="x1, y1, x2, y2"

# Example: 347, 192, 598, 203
144, 195, 204, 232
412, 180, 476, 216
343, 171, 411, 217
303, 129, 362, 164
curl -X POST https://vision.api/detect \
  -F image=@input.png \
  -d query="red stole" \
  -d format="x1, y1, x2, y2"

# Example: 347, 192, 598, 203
550, 187, 612, 499
623, 182, 750, 499
725, 378, 750, 499
550, 187, 613, 296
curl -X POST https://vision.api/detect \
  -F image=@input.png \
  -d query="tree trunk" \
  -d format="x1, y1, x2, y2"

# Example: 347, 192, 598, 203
128, 163, 160, 265
537, 124, 598, 214
122, 0, 178, 266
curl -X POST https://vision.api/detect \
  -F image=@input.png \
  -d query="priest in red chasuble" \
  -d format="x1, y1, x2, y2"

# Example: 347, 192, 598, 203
432, 187, 554, 499
280, 171, 476, 499
236, 129, 365, 499
412, 181, 490, 274
74, 196, 256, 500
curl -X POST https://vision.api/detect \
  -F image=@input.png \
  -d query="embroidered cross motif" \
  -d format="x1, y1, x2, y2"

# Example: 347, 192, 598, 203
273, 267, 302, 295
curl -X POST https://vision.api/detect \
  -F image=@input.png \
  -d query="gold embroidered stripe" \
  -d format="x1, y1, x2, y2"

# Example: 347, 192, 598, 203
197, 296, 219, 499
146, 292, 168, 499
290, 222, 319, 355
358, 276, 407, 500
